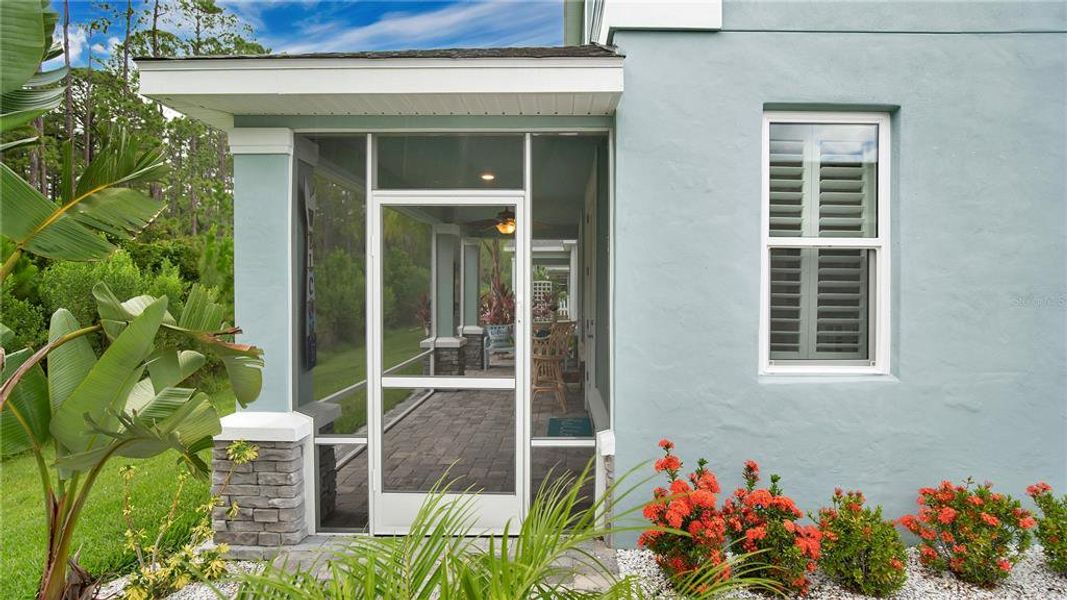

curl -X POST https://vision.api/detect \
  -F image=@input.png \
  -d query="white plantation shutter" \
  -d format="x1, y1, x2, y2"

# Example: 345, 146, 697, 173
766, 121, 878, 363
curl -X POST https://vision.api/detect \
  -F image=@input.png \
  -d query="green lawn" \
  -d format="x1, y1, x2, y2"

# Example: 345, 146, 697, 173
311, 326, 427, 434
0, 387, 237, 600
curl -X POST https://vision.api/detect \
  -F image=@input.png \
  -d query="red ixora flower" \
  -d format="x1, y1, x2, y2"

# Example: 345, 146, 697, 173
1027, 482, 1052, 497
658, 438, 674, 450
980, 512, 1000, 527
1019, 515, 1037, 530
744, 459, 760, 474
938, 507, 958, 524
998, 559, 1012, 572
654, 455, 681, 473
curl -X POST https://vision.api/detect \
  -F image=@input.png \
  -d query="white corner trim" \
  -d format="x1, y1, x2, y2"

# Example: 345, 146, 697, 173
591, 0, 723, 45
227, 127, 294, 155
216, 411, 313, 442
596, 429, 615, 456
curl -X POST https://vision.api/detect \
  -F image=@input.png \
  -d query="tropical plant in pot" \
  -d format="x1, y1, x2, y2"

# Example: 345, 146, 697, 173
480, 239, 514, 346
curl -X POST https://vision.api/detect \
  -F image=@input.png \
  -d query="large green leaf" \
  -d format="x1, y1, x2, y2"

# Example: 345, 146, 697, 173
70, 187, 164, 241
146, 349, 206, 394
0, 163, 114, 261
173, 285, 263, 407
0, 129, 166, 266
0, 348, 51, 457
46, 309, 97, 410
0, 0, 46, 96
51, 296, 168, 453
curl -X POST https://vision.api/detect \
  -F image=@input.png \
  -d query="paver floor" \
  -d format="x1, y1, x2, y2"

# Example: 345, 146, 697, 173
321, 370, 594, 530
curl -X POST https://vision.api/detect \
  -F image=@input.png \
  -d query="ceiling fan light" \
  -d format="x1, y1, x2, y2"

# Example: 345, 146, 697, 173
495, 208, 516, 235
495, 218, 516, 235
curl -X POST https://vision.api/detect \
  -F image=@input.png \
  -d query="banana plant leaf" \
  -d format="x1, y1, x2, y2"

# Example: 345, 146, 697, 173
0, 130, 166, 264
94, 283, 264, 407
0, 348, 50, 457
0, 0, 62, 132
50, 297, 168, 454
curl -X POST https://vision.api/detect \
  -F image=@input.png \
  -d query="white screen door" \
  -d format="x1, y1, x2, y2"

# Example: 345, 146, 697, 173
368, 182, 529, 533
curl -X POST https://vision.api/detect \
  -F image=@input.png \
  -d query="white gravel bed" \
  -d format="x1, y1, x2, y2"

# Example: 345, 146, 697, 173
617, 547, 1067, 599
94, 560, 261, 600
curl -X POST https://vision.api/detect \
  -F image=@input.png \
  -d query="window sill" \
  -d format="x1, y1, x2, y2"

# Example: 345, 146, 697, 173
758, 374, 899, 385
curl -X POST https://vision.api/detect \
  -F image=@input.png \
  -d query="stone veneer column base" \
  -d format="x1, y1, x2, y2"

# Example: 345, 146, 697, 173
460, 331, 486, 370
211, 412, 313, 558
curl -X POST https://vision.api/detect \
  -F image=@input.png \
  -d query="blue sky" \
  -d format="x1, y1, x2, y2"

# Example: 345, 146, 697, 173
60, 0, 564, 66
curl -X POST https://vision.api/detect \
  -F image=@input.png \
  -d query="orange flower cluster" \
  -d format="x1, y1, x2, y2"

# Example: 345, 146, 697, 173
639, 441, 730, 583
722, 460, 821, 595
897, 479, 1034, 587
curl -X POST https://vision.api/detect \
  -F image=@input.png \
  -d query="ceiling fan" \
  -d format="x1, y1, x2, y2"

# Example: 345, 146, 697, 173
461, 208, 557, 235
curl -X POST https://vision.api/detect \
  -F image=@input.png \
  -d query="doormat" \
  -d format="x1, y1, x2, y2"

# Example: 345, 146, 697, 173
547, 416, 593, 437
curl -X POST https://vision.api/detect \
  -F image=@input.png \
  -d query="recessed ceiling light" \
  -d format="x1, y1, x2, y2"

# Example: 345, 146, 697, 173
480, 172, 495, 181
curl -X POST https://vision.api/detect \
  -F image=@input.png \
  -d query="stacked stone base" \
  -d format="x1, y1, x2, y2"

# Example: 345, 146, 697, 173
461, 332, 485, 370
212, 440, 307, 548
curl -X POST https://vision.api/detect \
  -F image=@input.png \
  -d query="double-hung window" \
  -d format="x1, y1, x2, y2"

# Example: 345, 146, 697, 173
760, 112, 890, 375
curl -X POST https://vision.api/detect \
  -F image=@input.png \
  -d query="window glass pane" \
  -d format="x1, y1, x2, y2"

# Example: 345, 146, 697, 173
295, 134, 368, 436
769, 248, 872, 360
768, 124, 877, 238
317, 443, 368, 532
376, 134, 524, 189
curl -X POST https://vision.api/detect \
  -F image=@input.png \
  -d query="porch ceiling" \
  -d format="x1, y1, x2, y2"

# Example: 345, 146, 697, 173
136, 48, 624, 129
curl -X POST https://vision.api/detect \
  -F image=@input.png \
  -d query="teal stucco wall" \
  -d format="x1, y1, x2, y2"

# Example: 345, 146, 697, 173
610, 3, 1067, 544
233, 153, 294, 413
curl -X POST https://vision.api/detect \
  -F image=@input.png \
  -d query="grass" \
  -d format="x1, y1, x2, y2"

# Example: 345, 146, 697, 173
0, 387, 237, 600
310, 326, 427, 434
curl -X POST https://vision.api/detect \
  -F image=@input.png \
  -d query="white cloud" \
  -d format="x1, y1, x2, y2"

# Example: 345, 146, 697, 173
44, 25, 89, 69
274, 0, 560, 55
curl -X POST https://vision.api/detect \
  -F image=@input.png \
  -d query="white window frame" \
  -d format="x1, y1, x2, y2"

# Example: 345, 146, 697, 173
759, 112, 891, 376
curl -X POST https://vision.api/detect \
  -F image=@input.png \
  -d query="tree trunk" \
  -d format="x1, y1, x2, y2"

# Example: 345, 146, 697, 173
189, 136, 199, 235
122, 0, 132, 82
36, 118, 48, 197
151, 0, 160, 57
83, 53, 92, 163
63, 0, 73, 142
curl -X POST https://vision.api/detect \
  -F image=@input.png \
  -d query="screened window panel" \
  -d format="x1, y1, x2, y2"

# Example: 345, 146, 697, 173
768, 124, 878, 238
769, 248, 871, 361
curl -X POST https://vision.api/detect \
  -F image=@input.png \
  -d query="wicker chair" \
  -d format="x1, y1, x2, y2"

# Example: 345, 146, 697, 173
531, 320, 575, 412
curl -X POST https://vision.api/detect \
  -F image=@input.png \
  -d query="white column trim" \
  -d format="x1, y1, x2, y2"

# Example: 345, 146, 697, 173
227, 127, 295, 155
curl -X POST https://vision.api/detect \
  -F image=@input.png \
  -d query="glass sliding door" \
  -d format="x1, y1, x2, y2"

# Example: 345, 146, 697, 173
368, 134, 530, 533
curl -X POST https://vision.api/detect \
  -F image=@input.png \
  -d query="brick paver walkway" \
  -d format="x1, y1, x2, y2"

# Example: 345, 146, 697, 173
323, 380, 593, 530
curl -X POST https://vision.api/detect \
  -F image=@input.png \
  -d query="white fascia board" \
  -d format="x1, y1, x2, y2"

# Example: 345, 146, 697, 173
139, 57, 623, 97
593, 0, 723, 45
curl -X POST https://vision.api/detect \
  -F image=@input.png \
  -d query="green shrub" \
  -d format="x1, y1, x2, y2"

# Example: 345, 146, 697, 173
39, 250, 145, 325
123, 237, 201, 282
1, 286, 46, 348
898, 479, 1034, 587
817, 489, 907, 597
145, 260, 188, 315
198, 227, 234, 315
1028, 482, 1067, 574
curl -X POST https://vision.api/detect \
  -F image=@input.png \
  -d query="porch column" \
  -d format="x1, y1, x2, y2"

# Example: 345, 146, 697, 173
426, 224, 466, 374
459, 239, 485, 369
212, 128, 313, 553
